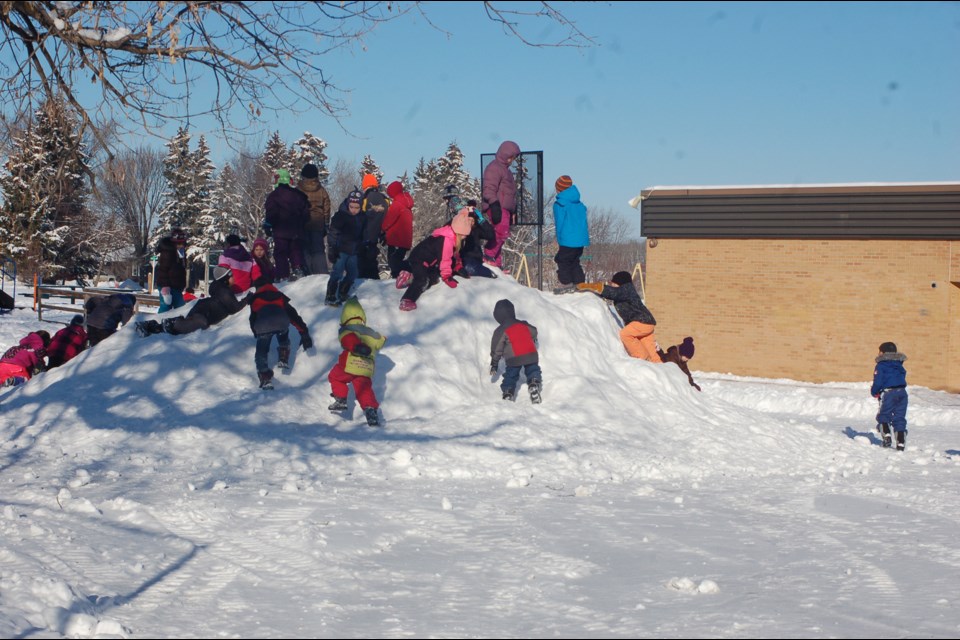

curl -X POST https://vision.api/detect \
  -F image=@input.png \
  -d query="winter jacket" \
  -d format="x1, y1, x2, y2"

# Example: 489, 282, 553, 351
658, 344, 699, 390
553, 184, 590, 248
481, 140, 521, 217
871, 352, 908, 397
85, 293, 136, 331
46, 325, 87, 368
297, 177, 332, 233
265, 184, 310, 240
490, 299, 539, 368
461, 217, 496, 265
155, 237, 187, 290
409, 226, 463, 281
218, 244, 255, 293
251, 255, 276, 284
590, 282, 656, 326
327, 199, 366, 261
361, 188, 391, 244
0, 332, 48, 377
188, 277, 246, 326
336, 298, 386, 378
382, 188, 414, 250
247, 282, 308, 337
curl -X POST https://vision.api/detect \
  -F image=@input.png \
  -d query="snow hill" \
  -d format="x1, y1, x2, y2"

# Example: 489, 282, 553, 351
2, 273, 959, 638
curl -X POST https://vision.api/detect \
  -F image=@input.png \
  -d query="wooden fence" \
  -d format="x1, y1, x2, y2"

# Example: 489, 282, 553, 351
35, 283, 160, 323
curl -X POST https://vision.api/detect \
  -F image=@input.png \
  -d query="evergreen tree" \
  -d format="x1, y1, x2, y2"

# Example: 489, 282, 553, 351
262, 131, 297, 178
0, 97, 95, 279
436, 141, 476, 201
185, 135, 217, 262
294, 132, 329, 182
358, 155, 384, 186
155, 126, 194, 245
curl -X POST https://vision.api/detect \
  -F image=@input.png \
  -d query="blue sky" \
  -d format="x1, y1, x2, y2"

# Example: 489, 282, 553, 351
200, 2, 958, 230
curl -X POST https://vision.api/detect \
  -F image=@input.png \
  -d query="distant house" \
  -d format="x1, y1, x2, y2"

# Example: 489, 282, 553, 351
634, 182, 960, 392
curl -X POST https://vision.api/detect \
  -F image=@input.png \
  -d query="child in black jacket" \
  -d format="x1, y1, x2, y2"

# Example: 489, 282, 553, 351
248, 275, 312, 389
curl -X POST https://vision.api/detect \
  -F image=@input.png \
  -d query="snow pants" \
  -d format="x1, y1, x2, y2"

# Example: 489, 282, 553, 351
619, 322, 662, 362
876, 387, 908, 432
329, 364, 379, 409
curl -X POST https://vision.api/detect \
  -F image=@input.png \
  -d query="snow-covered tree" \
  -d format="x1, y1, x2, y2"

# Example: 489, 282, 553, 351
0, 97, 96, 280
202, 165, 245, 249
185, 135, 218, 262
294, 132, 329, 182
261, 131, 297, 179
358, 155, 384, 186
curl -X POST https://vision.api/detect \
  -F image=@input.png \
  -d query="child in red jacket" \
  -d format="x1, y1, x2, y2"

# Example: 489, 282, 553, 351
382, 181, 414, 282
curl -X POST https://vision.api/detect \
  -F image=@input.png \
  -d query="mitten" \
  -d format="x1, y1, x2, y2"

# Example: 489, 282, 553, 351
488, 201, 502, 225
576, 282, 604, 294
443, 277, 458, 289
490, 361, 498, 376
300, 333, 313, 351
160, 287, 173, 306
352, 343, 372, 356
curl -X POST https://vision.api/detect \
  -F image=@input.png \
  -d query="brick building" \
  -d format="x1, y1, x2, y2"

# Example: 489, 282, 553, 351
636, 183, 960, 392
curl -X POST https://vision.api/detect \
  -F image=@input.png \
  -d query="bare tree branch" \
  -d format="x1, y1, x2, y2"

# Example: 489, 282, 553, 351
0, 2, 593, 159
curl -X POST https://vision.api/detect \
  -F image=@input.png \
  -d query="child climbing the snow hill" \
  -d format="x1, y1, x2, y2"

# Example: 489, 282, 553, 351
247, 275, 313, 390
490, 299, 542, 404
328, 297, 387, 426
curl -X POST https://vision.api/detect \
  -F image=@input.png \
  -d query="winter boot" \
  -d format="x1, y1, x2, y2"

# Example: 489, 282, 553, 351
136, 320, 162, 337
290, 267, 304, 281
277, 346, 290, 369
328, 395, 347, 412
258, 370, 274, 390
879, 423, 892, 448
338, 280, 352, 302
502, 388, 515, 401
162, 318, 177, 335
528, 379, 542, 404
395, 270, 413, 289
325, 279, 340, 306
896, 430, 906, 451
364, 407, 380, 427
399, 298, 417, 312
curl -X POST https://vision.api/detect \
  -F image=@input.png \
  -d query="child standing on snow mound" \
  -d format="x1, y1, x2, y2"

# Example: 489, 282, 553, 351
328, 297, 386, 426
490, 299, 542, 404
871, 341, 908, 450
248, 275, 313, 390
552, 175, 589, 294
577, 271, 662, 363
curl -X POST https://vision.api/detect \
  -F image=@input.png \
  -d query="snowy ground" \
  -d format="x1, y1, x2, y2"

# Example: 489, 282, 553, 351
1, 275, 959, 638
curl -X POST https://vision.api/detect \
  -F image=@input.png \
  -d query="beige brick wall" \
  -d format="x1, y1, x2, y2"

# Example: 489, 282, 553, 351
645, 239, 958, 392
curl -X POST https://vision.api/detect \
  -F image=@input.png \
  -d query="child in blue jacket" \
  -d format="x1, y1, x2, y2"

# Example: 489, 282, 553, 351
870, 341, 908, 450
552, 175, 589, 294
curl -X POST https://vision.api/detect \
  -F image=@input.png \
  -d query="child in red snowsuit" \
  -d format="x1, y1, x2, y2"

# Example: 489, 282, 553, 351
327, 297, 386, 426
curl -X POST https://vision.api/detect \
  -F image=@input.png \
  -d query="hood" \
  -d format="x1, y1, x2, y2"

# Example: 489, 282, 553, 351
20, 332, 46, 350
386, 181, 404, 199
339, 297, 366, 327
496, 140, 521, 164
298, 177, 323, 192
555, 184, 581, 206
875, 352, 907, 364
493, 299, 516, 325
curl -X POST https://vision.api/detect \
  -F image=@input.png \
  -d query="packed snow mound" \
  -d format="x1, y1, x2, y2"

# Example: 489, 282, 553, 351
3, 274, 862, 484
